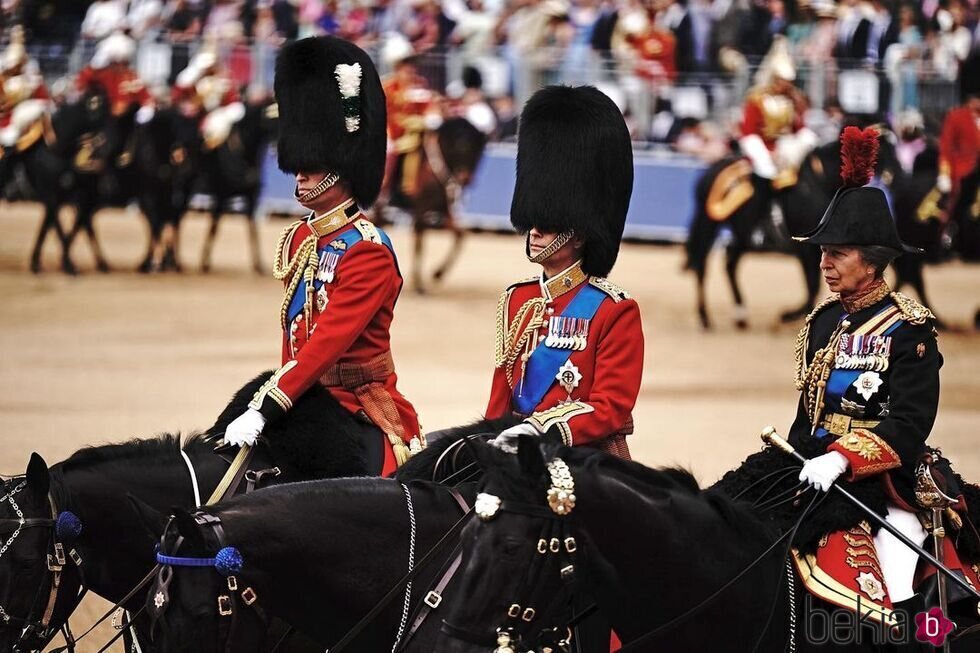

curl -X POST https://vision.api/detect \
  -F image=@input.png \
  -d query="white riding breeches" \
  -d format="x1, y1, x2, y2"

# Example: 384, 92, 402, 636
873, 504, 928, 603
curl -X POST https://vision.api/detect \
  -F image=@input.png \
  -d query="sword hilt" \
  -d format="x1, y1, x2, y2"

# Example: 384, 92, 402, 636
760, 426, 803, 463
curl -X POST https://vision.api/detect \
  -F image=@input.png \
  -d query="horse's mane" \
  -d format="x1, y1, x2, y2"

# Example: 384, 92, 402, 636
395, 415, 520, 482
59, 432, 206, 471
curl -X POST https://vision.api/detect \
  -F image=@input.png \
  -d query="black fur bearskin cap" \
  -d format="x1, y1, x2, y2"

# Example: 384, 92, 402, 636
510, 85, 634, 277
274, 36, 387, 207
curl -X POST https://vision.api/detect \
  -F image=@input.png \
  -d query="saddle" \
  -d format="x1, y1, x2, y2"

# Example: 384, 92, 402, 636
793, 450, 980, 625
705, 158, 755, 222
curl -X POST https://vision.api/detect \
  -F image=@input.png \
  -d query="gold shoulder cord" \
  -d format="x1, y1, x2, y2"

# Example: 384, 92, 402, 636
494, 290, 548, 390
794, 295, 846, 430
272, 222, 319, 331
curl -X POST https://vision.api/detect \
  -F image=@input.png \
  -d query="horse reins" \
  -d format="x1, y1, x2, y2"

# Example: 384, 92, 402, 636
421, 132, 462, 205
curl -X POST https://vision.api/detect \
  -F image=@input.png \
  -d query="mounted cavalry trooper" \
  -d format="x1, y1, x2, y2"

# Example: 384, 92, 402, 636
222, 36, 422, 477
739, 36, 817, 188
0, 26, 51, 153
172, 45, 245, 151
487, 85, 643, 461
75, 32, 152, 119
789, 126, 979, 642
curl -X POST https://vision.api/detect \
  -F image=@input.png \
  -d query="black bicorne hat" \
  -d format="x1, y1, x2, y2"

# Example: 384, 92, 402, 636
796, 126, 919, 253
510, 85, 634, 277
274, 36, 386, 207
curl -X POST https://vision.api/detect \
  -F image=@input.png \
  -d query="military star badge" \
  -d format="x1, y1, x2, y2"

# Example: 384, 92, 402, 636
555, 360, 583, 395
878, 400, 890, 417
154, 591, 166, 609
853, 371, 883, 401
856, 571, 887, 602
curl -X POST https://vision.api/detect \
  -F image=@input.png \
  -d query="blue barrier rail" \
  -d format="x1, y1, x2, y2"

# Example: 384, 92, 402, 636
257, 143, 709, 243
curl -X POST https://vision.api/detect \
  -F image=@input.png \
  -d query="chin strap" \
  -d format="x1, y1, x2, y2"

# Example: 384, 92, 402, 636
527, 231, 574, 265
294, 172, 340, 204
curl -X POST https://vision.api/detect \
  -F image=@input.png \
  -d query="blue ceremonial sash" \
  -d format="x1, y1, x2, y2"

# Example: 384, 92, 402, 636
285, 225, 397, 325
814, 305, 904, 438
513, 283, 606, 416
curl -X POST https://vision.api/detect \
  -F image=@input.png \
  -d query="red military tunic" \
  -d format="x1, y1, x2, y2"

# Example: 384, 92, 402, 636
938, 105, 980, 192
486, 261, 644, 456
249, 199, 421, 476
76, 65, 150, 116
383, 74, 435, 153
740, 86, 806, 149
0, 73, 49, 128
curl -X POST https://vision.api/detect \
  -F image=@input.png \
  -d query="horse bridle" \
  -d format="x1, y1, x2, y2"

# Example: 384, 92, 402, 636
441, 459, 579, 653
0, 477, 86, 652
150, 511, 274, 653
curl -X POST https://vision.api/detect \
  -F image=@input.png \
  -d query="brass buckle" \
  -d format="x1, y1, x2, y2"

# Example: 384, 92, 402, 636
218, 595, 233, 617
69, 549, 83, 566
564, 537, 577, 553
241, 587, 258, 605
507, 603, 521, 618
46, 554, 62, 573
227, 576, 238, 592
549, 538, 560, 553
424, 591, 442, 608
521, 607, 536, 622
537, 539, 548, 554
560, 564, 575, 580
827, 413, 851, 436
54, 543, 67, 566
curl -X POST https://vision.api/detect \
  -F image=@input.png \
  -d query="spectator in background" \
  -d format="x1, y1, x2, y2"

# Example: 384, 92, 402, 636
937, 55, 980, 201
81, 0, 127, 40
450, 65, 497, 135
449, 0, 498, 61
164, 0, 202, 85
798, 0, 838, 109
930, 0, 971, 81
883, 3, 923, 115
205, 0, 242, 38
893, 108, 927, 174
834, 0, 872, 66
492, 93, 518, 139
128, 0, 165, 39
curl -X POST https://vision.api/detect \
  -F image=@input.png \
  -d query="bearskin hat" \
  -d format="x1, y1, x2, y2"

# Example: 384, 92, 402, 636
274, 36, 386, 207
510, 85, 633, 277
797, 126, 918, 253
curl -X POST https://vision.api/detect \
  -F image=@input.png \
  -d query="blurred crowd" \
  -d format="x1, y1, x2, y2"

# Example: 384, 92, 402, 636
0, 0, 976, 151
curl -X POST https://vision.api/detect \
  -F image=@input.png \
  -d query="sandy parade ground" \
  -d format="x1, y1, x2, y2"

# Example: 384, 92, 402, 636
0, 202, 977, 651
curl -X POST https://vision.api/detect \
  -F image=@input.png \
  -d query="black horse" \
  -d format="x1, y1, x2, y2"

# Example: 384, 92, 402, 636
381, 118, 487, 294
0, 90, 108, 274
436, 434, 980, 652
0, 371, 376, 653
197, 100, 279, 275
685, 130, 902, 330
134, 108, 199, 273
138, 420, 515, 653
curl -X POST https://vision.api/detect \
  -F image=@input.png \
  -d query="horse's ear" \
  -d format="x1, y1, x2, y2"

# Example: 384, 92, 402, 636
25, 453, 50, 501
517, 435, 546, 479
462, 434, 497, 470
539, 427, 565, 462
127, 495, 169, 540
173, 508, 206, 549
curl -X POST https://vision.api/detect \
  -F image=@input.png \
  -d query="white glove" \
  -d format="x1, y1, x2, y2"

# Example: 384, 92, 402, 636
738, 134, 777, 179
799, 451, 849, 492
936, 174, 952, 194
135, 105, 156, 124
488, 422, 540, 454
224, 408, 266, 447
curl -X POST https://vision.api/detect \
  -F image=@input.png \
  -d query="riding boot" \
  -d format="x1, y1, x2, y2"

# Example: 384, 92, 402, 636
889, 594, 931, 653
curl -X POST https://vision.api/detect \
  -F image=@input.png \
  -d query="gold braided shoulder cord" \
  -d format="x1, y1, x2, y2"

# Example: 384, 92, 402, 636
272, 223, 320, 332
889, 292, 935, 326
794, 295, 840, 390
494, 293, 547, 390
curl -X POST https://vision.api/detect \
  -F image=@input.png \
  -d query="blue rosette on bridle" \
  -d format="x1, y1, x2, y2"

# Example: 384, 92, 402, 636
214, 546, 244, 576
55, 511, 83, 541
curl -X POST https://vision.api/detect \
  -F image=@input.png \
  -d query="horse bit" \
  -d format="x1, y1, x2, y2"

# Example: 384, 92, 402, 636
442, 459, 579, 653
0, 477, 85, 651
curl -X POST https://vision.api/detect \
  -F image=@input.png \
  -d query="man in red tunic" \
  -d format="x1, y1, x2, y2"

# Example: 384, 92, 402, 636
223, 36, 421, 477
937, 55, 980, 202
75, 32, 151, 117
486, 85, 643, 461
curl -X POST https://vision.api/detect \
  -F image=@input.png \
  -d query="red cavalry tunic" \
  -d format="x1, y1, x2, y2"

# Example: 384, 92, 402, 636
0, 74, 49, 128
249, 200, 421, 476
740, 86, 806, 149
486, 262, 644, 457
938, 105, 980, 191
76, 65, 150, 116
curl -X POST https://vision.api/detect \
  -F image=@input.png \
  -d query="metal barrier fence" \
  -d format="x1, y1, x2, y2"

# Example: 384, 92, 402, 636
26, 37, 960, 136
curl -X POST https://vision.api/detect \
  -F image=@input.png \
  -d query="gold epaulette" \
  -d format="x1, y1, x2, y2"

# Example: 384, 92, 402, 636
794, 295, 839, 391
889, 292, 934, 326
589, 277, 630, 302
353, 218, 383, 245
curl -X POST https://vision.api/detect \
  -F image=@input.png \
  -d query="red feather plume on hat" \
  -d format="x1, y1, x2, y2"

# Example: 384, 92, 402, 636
839, 126, 879, 188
